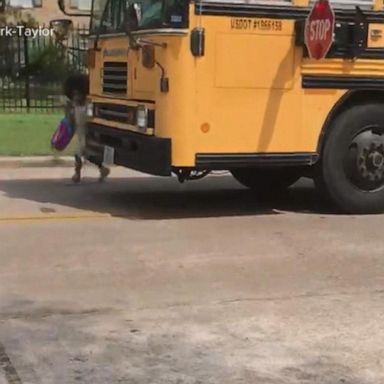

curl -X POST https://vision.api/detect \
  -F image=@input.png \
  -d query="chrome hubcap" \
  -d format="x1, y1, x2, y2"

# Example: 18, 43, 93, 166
345, 126, 384, 191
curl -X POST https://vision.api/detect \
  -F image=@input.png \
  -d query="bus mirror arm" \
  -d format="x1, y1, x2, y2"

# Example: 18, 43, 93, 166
126, 36, 166, 51
135, 39, 167, 48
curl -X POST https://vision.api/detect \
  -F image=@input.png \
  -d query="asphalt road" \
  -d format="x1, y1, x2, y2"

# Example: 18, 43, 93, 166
0, 166, 383, 384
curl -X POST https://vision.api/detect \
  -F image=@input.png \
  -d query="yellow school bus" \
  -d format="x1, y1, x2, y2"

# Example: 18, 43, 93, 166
60, 0, 384, 213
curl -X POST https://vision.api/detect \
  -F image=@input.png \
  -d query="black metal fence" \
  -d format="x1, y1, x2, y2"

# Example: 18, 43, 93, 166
0, 24, 88, 113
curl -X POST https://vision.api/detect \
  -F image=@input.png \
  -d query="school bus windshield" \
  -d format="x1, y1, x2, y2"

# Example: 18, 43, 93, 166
90, 0, 109, 34
90, 0, 188, 34
139, 0, 163, 29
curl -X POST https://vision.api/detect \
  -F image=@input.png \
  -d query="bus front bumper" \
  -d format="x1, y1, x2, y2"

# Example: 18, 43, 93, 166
85, 123, 172, 176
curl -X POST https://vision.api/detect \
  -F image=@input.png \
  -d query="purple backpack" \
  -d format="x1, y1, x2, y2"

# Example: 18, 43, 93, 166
51, 117, 75, 151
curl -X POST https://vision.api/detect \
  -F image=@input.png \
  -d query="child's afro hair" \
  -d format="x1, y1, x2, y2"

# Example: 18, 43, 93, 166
63, 74, 90, 101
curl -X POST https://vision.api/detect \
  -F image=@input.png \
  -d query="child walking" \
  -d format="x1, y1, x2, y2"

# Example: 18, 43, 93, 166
64, 75, 110, 183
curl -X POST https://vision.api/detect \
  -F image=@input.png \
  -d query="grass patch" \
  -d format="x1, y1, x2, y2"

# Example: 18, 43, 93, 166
0, 113, 76, 156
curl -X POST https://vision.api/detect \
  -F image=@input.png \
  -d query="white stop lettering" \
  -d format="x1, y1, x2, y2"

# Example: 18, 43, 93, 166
309, 19, 331, 41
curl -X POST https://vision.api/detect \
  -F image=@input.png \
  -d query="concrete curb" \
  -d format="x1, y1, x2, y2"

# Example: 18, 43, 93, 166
0, 156, 74, 168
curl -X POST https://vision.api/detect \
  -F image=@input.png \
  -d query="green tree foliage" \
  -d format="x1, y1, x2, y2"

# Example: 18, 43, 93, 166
21, 43, 79, 83
0, 5, 81, 83
0, 5, 38, 78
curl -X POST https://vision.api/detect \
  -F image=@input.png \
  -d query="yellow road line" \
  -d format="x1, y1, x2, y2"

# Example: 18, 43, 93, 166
0, 212, 112, 223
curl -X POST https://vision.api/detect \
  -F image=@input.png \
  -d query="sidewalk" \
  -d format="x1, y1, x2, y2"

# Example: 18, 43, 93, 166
0, 156, 74, 168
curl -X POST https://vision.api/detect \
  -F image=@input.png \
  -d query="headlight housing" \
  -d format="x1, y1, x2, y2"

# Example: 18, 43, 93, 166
136, 105, 148, 130
86, 102, 94, 118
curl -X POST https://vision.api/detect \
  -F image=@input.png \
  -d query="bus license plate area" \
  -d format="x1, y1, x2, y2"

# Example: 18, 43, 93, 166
103, 145, 115, 166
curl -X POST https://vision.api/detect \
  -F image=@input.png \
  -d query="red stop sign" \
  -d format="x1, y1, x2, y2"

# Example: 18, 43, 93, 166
305, 0, 335, 60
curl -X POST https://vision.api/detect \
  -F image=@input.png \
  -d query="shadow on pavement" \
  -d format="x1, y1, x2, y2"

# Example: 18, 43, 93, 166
0, 175, 330, 220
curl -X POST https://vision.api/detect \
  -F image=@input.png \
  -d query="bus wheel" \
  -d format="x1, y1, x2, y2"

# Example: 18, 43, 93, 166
231, 167, 301, 195
315, 103, 384, 214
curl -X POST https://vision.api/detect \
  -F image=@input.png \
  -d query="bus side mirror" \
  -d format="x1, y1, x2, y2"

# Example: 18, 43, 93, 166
50, 19, 73, 41
57, 0, 91, 17
124, 3, 142, 33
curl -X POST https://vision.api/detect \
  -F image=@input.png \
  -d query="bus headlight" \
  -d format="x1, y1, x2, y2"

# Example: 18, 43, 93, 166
86, 102, 94, 117
136, 105, 148, 130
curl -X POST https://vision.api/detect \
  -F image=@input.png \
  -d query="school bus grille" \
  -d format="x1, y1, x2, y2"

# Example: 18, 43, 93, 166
95, 103, 135, 125
102, 62, 128, 95
94, 102, 155, 128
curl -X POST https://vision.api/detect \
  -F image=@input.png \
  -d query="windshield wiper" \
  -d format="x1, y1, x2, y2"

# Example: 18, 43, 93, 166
93, 0, 112, 51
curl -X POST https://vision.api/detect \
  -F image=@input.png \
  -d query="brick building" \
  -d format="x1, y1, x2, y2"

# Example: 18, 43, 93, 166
7, 0, 91, 26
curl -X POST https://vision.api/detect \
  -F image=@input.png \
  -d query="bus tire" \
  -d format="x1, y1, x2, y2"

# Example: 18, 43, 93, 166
231, 167, 301, 195
315, 103, 384, 214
